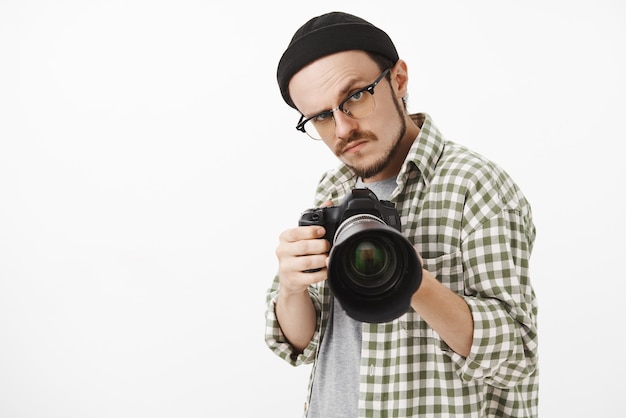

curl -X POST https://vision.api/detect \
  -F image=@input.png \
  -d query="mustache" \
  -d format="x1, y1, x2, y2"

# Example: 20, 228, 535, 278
334, 131, 376, 155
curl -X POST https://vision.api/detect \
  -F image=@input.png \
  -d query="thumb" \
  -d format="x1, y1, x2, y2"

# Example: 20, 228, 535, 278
320, 199, 334, 208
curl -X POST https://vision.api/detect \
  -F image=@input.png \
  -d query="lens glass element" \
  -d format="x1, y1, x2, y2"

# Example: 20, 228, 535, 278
351, 240, 389, 277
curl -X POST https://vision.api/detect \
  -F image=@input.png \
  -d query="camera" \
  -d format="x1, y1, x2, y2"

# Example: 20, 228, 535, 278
299, 188, 422, 323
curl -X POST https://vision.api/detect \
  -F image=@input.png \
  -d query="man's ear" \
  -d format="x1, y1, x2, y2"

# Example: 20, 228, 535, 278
391, 59, 409, 100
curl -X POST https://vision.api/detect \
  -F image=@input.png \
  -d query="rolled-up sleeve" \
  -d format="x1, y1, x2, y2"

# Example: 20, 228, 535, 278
264, 275, 323, 366
452, 203, 538, 387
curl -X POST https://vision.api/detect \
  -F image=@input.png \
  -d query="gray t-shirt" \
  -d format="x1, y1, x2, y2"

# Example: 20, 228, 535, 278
307, 177, 397, 417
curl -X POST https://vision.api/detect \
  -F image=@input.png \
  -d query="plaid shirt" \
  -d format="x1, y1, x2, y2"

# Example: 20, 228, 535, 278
265, 113, 538, 417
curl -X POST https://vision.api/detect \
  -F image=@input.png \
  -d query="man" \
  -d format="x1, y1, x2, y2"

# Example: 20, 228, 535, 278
265, 11, 538, 418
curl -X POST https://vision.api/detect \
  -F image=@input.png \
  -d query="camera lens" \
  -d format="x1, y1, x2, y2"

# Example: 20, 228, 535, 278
327, 214, 421, 323
339, 233, 401, 296
351, 240, 390, 278
343, 236, 397, 293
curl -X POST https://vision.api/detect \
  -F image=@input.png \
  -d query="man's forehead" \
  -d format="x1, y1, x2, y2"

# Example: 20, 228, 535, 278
290, 52, 378, 111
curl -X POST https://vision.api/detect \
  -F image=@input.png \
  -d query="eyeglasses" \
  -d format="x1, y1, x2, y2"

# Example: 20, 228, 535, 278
295, 68, 391, 140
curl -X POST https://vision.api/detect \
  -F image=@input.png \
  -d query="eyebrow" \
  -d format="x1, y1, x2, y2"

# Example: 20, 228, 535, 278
337, 76, 361, 98
307, 76, 365, 117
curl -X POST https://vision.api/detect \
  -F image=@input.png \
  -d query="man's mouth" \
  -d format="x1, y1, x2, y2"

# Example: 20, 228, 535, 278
341, 140, 367, 154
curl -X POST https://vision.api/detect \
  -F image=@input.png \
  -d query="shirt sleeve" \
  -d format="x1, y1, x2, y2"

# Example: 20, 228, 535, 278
450, 188, 538, 388
264, 274, 323, 366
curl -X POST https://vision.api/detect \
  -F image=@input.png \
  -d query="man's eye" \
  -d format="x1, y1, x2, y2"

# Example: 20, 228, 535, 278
313, 111, 333, 123
348, 90, 365, 102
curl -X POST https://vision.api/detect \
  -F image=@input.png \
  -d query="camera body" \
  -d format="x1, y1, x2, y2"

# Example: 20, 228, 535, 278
299, 188, 401, 242
298, 188, 421, 323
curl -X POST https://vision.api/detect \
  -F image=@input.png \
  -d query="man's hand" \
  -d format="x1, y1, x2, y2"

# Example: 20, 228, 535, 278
275, 200, 334, 294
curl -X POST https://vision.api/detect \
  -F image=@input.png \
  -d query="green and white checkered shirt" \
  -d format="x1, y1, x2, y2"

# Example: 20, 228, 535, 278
265, 113, 538, 417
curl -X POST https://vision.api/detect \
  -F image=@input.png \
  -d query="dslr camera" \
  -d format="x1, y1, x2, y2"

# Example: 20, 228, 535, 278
299, 188, 422, 323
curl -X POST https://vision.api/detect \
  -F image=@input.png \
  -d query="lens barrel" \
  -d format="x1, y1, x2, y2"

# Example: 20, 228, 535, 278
328, 214, 422, 323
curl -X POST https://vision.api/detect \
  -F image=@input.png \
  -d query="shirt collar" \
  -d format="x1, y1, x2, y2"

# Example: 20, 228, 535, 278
399, 113, 445, 189
317, 113, 445, 194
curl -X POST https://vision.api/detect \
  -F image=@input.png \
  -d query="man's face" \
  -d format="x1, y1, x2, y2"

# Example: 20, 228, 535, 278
289, 51, 407, 181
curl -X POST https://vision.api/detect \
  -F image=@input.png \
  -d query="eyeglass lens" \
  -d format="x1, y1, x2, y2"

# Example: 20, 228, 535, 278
304, 92, 375, 140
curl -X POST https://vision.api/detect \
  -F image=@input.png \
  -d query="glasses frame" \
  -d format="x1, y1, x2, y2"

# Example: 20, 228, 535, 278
295, 68, 391, 140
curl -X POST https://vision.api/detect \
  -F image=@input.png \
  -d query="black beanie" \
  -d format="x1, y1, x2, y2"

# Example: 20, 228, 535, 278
276, 11, 399, 109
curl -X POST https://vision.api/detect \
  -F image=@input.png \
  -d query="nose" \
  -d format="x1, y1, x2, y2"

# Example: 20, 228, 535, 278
332, 109, 358, 139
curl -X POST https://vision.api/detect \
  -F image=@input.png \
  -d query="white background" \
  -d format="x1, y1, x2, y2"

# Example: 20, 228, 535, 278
1, 0, 624, 417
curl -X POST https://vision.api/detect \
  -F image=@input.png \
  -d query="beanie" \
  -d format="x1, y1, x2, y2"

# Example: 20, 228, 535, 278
276, 11, 399, 109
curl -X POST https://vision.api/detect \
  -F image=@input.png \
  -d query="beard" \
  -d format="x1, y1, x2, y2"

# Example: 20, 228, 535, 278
336, 96, 407, 179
